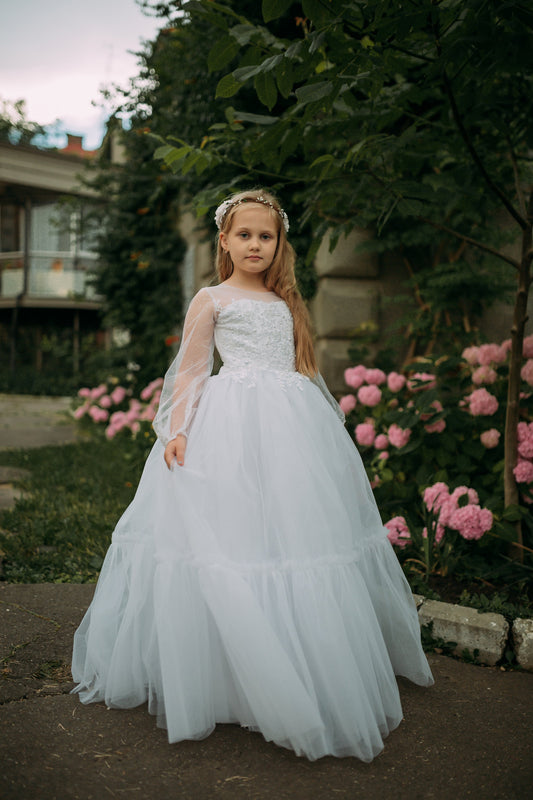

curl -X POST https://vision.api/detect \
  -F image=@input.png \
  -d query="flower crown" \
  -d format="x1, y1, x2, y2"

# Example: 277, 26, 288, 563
214, 195, 289, 233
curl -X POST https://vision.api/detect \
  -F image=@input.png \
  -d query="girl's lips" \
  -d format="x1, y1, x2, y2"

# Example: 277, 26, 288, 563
247, 256, 262, 260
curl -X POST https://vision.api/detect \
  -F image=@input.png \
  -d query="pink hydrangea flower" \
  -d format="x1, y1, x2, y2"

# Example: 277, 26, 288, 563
513, 460, 533, 484
374, 433, 389, 450
387, 424, 411, 448
339, 394, 357, 414
523, 335, 533, 359
384, 516, 411, 548
450, 486, 479, 506
472, 365, 498, 385
89, 406, 109, 423
407, 372, 437, 392
73, 404, 88, 420
448, 505, 493, 540
370, 475, 381, 489
480, 428, 501, 449
466, 388, 499, 416
500, 337, 511, 352
521, 359, 533, 386
517, 421, 532, 442
365, 368, 387, 385
357, 385, 382, 406
355, 422, 376, 446
344, 365, 367, 389
379, 451, 389, 460
77, 387, 91, 398
90, 384, 108, 400
99, 395, 112, 408
477, 343, 506, 366
423, 482, 450, 512
110, 386, 127, 405
425, 419, 446, 434
386, 371, 406, 392
518, 438, 533, 459
462, 346, 479, 365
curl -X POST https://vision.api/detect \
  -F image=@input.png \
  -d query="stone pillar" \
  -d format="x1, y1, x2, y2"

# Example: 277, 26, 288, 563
310, 228, 381, 393
177, 210, 214, 309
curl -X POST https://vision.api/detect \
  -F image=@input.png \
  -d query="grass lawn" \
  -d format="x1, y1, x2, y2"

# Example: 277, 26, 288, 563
0, 436, 149, 583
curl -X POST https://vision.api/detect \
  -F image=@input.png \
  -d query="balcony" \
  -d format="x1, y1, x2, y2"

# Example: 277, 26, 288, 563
0, 251, 100, 304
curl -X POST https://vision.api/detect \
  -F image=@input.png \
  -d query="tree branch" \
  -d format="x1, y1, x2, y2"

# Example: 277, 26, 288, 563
442, 71, 527, 230
508, 136, 527, 218
419, 217, 521, 270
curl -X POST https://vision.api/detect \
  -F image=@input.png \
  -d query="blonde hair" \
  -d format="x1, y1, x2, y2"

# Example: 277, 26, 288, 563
215, 189, 318, 377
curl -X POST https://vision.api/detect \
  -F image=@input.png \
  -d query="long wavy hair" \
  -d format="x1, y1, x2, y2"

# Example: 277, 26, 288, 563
215, 189, 318, 377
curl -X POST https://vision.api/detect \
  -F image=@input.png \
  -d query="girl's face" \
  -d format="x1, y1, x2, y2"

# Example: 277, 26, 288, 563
220, 204, 278, 279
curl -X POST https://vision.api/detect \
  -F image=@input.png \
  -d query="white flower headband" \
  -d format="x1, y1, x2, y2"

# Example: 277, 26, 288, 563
214, 195, 289, 233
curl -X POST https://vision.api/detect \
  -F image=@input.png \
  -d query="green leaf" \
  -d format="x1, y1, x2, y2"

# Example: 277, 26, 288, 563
254, 71, 278, 111
302, 0, 336, 23
233, 111, 279, 125
215, 73, 243, 99
262, 0, 292, 23
208, 36, 240, 72
276, 58, 294, 99
295, 81, 333, 105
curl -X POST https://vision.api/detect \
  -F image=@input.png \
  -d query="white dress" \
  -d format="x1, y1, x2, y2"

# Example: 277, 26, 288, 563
72, 284, 433, 762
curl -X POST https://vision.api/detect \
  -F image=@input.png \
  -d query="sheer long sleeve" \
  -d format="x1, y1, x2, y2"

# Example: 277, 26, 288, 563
310, 372, 346, 424
153, 288, 216, 445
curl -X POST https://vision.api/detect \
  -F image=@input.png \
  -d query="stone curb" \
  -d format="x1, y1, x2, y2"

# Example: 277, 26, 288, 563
413, 594, 533, 671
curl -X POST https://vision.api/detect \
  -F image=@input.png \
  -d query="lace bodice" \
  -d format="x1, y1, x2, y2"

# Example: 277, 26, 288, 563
214, 293, 295, 373
153, 284, 343, 445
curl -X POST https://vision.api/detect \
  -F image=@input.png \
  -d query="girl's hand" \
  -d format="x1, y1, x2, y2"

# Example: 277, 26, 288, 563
164, 434, 187, 470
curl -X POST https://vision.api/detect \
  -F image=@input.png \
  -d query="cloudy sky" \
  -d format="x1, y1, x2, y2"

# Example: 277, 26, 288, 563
1, 0, 165, 149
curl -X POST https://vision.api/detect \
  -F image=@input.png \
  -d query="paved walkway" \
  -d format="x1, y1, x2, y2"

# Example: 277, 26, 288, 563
0, 396, 532, 799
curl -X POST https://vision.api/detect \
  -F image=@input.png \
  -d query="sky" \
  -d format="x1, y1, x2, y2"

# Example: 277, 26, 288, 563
1, 0, 165, 150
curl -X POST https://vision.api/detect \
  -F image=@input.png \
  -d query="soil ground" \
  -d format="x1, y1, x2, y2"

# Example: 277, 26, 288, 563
0, 396, 532, 799
1, 584, 532, 800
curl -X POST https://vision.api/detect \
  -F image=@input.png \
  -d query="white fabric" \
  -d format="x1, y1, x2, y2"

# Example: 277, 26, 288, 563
72, 284, 433, 762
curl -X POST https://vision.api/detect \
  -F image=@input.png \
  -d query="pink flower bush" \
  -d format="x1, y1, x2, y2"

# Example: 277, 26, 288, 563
418, 482, 493, 545
355, 422, 376, 447
344, 365, 367, 389
374, 433, 389, 450
448, 505, 493, 541
466, 388, 499, 416
513, 460, 533, 484
480, 428, 501, 449
423, 482, 450, 512
387, 371, 406, 392
521, 359, 533, 387
462, 346, 479, 365
74, 378, 163, 439
523, 335, 533, 359
384, 516, 411, 548
364, 368, 386, 385
477, 343, 506, 366
339, 394, 357, 414
407, 372, 436, 392
387, 424, 411, 448
110, 386, 127, 405
472, 365, 497, 385
357, 385, 382, 407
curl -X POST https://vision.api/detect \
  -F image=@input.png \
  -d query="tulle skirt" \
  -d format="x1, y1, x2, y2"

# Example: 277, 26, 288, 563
71, 368, 433, 761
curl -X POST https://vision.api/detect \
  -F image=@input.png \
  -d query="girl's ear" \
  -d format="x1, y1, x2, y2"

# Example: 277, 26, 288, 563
219, 232, 228, 252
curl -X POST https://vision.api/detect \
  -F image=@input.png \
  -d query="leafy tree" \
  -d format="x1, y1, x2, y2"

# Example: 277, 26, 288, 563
158, 0, 533, 551
0, 98, 45, 145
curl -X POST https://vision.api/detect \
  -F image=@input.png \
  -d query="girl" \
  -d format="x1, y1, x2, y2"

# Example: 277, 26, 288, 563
72, 189, 433, 762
